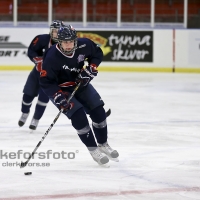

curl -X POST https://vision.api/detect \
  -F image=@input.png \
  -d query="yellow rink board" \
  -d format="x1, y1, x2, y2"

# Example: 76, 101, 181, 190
0, 66, 200, 73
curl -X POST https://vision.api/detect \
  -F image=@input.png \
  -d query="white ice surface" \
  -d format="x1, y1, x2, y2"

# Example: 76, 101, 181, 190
0, 71, 200, 200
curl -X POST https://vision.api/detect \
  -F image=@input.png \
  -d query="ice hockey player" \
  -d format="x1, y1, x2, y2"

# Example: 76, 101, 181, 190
18, 20, 64, 130
39, 25, 119, 166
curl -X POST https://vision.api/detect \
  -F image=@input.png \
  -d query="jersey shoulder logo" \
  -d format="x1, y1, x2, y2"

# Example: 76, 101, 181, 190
33, 37, 39, 46
77, 54, 85, 63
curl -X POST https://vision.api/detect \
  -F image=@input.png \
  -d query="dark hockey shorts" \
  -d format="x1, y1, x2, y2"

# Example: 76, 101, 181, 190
50, 84, 104, 119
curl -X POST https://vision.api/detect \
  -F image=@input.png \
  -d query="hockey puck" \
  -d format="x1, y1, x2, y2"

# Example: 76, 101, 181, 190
24, 172, 32, 175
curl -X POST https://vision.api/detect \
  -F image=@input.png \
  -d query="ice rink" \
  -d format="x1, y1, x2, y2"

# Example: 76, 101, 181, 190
0, 71, 200, 200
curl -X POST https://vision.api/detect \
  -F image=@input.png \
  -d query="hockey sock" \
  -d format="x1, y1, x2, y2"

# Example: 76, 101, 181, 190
71, 108, 97, 151
33, 102, 47, 120
21, 94, 34, 113
33, 90, 49, 120
89, 106, 107, 144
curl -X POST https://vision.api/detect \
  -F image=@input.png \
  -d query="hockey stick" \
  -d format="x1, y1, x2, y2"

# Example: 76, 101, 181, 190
106, 108, 111, 118
20, 82, 81, 168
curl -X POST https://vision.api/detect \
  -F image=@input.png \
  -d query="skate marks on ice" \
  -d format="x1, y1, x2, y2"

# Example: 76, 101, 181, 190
0, 72, 200, 199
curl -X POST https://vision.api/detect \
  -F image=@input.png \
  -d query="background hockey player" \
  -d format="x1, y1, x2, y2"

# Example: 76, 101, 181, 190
40, 25, 119, 166
18, 20, 64, 130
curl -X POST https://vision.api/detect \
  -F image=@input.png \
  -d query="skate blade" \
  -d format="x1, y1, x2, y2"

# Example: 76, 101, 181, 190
109, 157, 119, 162
29, 129, 35, 134
99, 163, 110, 168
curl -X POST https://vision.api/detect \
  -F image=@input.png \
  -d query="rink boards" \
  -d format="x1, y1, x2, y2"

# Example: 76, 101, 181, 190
0, 28, 200, 73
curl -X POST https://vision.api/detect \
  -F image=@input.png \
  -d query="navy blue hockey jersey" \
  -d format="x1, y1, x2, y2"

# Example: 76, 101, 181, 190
40, 38, 103, 97
28, 34, 55, 63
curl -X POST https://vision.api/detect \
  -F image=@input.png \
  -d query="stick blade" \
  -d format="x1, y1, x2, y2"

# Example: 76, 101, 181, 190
20, 161, 27, 168
106, 108, 111, 118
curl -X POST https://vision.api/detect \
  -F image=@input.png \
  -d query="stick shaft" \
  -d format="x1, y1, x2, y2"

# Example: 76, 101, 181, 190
20, 82, 81, 168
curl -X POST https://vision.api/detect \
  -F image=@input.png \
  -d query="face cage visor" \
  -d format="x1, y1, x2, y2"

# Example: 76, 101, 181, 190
58, 38, 77, 55
50, 28, 59, 42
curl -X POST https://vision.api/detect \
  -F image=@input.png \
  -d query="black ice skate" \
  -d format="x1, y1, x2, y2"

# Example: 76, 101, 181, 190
98, 142, 119, 162
18, 113, 29, 127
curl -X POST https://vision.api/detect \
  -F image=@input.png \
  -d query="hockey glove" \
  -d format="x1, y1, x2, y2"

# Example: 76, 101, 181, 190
76, 64, 98, 87
53, 90, 70, 111
33, 57, 43, 72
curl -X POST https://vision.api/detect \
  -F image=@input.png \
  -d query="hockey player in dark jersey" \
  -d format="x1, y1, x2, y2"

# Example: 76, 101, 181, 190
18, 20, 64, 130
40, 25, 119, 166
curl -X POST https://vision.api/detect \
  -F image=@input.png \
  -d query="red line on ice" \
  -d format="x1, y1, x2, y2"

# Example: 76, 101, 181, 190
1, 187, 200, 200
